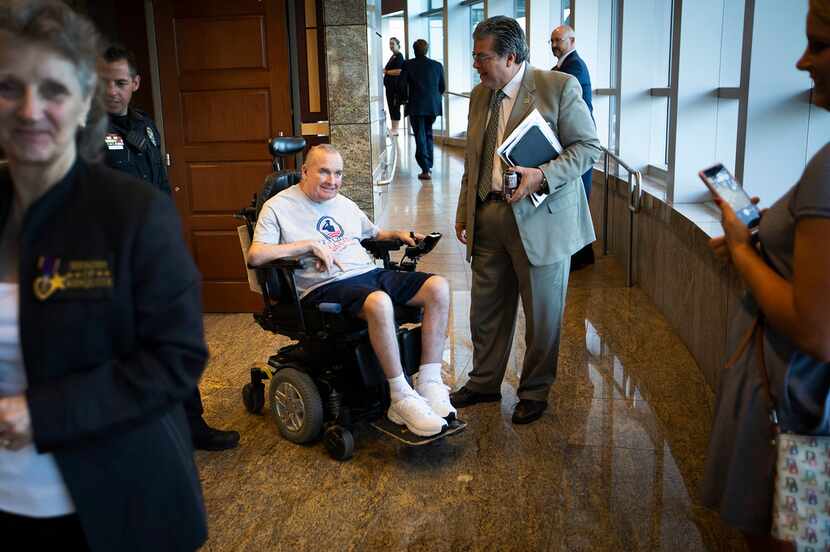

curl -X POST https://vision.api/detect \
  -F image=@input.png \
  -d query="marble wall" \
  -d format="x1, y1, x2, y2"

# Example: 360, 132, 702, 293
591, 172, 745, 392
323, 0, 388, 219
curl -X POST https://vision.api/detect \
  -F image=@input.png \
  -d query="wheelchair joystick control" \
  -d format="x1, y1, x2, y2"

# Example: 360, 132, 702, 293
396, 232, 441, 271
404, 232, 441, 260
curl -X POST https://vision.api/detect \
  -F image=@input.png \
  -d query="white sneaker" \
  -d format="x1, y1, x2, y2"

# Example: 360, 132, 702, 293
416, 378, 457, 420
388, 391, 447, 436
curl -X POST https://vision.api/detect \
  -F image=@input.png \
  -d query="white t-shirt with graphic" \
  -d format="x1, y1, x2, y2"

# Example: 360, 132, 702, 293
252, 185, 380, 297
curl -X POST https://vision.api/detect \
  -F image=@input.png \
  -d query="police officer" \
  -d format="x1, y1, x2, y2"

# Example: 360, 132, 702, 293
99, 45, 169, 194
100, 44, 240, 451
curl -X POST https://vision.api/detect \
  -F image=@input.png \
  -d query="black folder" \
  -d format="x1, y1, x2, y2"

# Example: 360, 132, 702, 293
504, 125, 559, 168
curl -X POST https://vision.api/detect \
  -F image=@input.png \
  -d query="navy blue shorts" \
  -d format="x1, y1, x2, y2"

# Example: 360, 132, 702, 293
302, 268, 433, 317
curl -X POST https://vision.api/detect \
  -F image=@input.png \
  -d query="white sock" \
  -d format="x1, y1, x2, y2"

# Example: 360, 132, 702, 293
388, 374, 414, 402
418, 363, 443, 384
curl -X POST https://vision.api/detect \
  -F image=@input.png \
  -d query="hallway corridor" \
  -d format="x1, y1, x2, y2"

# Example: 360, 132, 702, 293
195, 137, 744, 551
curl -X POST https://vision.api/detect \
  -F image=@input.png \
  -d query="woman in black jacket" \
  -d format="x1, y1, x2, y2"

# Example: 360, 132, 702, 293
383, 37, 406, 135
0, 1, 208, 550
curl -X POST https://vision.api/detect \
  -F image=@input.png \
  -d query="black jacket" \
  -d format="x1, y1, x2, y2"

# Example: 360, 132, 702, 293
104, 109, 171, 195
402, 56, 445, 117
0, 161, 207, 551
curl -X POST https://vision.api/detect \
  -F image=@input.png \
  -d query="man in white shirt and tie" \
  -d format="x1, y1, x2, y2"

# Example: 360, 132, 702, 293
452, 16, 601, 425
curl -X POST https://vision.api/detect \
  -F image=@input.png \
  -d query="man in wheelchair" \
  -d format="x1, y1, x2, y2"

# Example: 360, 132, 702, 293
247, 144, 455, 437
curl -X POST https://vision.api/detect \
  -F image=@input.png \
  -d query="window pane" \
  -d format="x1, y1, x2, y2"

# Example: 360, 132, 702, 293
649, 96, 669, 168
594, 96, 611, 149
428, 16, 444, 65
428, 15, 445, 133
653, 0, 674, 87
715, 0, 745, 173
488, 0, 525, 35
515, 0, 526, 33
586, 0, 619, 154
648, 0, 674, 168
470, 3, 484, 88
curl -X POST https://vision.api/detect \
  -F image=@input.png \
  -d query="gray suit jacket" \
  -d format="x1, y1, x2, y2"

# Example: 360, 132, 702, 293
455, 65, 601, 265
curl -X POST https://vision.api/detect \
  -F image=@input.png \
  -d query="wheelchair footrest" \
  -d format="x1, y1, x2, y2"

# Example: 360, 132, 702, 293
369, 417, 467, 445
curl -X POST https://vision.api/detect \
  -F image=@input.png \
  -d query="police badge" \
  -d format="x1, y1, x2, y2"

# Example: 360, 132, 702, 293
146, 126, 157, 147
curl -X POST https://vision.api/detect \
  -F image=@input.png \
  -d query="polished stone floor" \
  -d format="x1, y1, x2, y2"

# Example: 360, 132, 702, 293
196, 135, 745, 551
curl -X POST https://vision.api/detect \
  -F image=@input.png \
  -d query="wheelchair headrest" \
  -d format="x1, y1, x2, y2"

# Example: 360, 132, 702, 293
258, 170, 301, 216
269, 137, 306, 158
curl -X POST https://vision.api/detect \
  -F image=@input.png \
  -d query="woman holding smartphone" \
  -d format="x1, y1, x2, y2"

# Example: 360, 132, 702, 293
702, 1, 830, 550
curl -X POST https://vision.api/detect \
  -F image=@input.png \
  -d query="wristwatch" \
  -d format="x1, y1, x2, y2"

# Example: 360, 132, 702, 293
538, 169, 549, 194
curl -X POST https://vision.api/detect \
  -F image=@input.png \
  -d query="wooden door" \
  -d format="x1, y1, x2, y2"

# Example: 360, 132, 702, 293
154, 0, 293, 312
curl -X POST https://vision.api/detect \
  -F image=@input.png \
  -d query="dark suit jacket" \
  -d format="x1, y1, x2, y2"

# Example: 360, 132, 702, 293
554, 50, 593, 114
0, 161, 208, 552
402, 56, 445, 117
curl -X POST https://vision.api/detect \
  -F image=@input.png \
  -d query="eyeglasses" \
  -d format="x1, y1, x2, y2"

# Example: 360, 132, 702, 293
548, 37, 568, 45
472, 51, 498, 64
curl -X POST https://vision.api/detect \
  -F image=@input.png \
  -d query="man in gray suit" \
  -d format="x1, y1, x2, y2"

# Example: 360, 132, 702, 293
451, 16, 600, 424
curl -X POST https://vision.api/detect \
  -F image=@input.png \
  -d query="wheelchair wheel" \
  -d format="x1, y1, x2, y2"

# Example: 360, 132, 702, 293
323, 426, 354, 461
268, 366, 323, 444
242, 383, 265, 414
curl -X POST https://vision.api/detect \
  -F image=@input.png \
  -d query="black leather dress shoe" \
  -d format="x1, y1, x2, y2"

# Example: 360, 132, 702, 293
190, 418, 240, 451
570, 244, 596, 272
511, 399, 548, 424
449, 386, 501, 408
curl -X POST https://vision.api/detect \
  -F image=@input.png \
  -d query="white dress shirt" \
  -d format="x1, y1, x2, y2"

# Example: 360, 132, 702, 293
0, 283, 75, 518
555, 49, 575, 70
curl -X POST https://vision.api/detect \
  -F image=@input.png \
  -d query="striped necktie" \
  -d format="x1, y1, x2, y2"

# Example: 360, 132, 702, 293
477, 89, 507, 201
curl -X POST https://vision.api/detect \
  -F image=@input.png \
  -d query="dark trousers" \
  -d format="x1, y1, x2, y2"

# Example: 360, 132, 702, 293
183, 387, 204, 422
571, 168, 595, 266
581, 168, 592, 198
409, 115, 436, 173
0, 510, 90, 551
385, 88, 402, 121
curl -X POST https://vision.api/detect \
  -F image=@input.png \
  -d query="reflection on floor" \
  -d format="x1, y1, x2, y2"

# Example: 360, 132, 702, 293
197, 137, 745, 551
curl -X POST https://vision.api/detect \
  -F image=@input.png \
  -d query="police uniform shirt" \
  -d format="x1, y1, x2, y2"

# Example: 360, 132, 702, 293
104, 109, 171, 195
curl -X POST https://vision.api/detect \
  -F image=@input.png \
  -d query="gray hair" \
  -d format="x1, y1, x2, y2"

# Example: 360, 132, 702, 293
473, 16, 528, 64
305, 143, 342, 165
0, 0, 107, 162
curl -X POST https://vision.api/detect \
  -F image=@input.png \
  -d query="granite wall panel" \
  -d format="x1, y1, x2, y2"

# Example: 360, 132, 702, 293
323, 0, 366, 26
321, 1, 388, 221
329, 122, 373, 216
325, 26, 370, 125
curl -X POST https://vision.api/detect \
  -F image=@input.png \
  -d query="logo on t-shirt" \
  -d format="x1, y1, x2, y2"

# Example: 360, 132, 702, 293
316, 216, 345, 241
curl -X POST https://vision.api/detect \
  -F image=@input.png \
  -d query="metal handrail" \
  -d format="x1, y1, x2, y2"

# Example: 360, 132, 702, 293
376, 127, 399, 186
601, 147, 643, 287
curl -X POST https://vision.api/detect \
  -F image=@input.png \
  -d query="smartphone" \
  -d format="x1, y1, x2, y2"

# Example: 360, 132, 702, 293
698, 163, 761, 229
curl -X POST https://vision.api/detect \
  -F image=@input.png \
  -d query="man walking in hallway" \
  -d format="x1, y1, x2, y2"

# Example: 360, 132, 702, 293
99, 44, 241, 451
551, 24, 596, 271
402, 39, 445, 180
451, 16, 601, 424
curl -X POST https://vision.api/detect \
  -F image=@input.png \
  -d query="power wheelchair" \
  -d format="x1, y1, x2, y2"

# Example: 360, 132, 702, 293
238, 137, 465, 461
